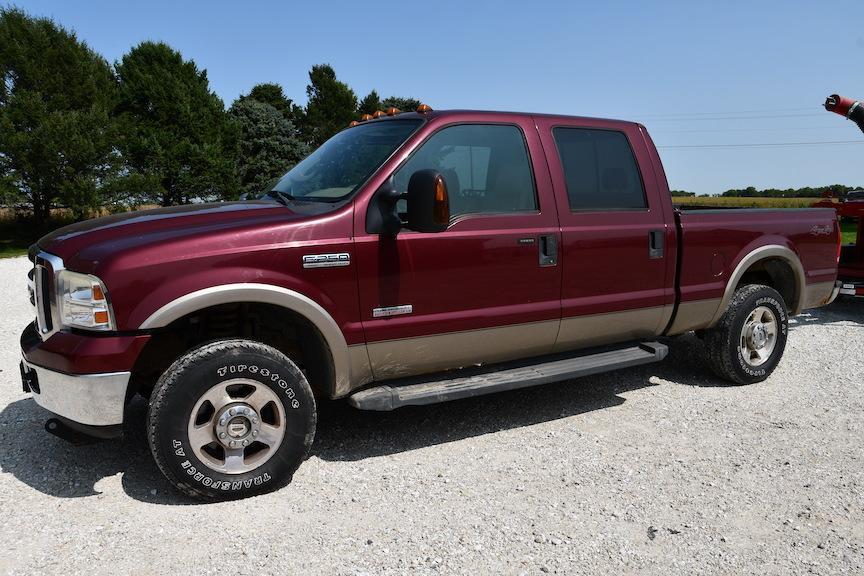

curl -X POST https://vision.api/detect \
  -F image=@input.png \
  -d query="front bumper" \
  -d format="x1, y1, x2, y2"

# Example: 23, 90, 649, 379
20, 322, 149, 432
20, 355, 130, 427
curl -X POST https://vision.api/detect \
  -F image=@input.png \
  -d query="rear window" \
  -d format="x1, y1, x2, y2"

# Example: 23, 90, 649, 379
552, 127, 647, 211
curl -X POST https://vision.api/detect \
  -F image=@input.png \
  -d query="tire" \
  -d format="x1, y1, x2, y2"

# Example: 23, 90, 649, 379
147, 339, 316, 500
703, 284, 789, 385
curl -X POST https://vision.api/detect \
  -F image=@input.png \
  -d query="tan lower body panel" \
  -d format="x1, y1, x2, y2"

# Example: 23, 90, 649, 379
666, 298, 722, 335
363, 307, 669, 385
801, 281, 836, 309
345, 344, 374, 394
366, 320, 559, 381
553, 306, 666, 353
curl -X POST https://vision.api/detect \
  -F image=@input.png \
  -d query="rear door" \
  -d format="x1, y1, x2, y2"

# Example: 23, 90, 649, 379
354, 117, 562, 380
535, 118, 675, 351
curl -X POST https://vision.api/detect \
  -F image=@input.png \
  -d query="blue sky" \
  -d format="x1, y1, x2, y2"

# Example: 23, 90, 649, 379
13, 0, 864, 194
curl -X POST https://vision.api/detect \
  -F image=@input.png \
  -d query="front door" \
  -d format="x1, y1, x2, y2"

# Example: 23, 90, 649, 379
354, 118, 562, 380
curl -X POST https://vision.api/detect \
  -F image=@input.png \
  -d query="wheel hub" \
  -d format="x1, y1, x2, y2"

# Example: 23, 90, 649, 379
739, 305, 778, 367
747, 323, 768, 349
214, 403, 261, 448
187, 378, 287, 475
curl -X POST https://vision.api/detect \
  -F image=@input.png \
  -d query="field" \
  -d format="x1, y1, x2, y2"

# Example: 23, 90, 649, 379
671, 196, 822, 209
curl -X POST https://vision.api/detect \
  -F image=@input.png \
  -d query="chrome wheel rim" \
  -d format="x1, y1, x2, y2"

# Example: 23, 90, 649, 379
187, 378, 286, 475
739, 306, 778, 367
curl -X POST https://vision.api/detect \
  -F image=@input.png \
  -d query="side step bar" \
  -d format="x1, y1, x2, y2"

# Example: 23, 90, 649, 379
348, 341, 668, 411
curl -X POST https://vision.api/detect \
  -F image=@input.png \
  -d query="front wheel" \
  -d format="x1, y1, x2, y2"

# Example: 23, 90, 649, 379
703, 284, 789, 385
147, 339, 316, 500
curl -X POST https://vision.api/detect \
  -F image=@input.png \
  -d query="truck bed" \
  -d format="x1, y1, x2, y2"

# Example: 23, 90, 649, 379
666, 207, 839, 335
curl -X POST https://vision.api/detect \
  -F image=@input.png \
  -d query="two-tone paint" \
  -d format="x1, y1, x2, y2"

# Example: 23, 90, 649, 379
25, 110, 840, 414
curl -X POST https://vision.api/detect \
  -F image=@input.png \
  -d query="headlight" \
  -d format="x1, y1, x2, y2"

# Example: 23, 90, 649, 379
57, 270, 115, 331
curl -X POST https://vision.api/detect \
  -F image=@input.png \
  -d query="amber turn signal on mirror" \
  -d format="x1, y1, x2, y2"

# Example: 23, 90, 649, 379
433, 175, 449, 226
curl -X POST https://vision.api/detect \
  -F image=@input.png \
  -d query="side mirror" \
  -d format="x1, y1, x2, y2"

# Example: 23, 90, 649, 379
407, 170, 450, 233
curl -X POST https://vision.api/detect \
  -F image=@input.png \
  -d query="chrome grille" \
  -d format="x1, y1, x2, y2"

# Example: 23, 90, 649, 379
32, 252, 64, 339
34, 264, 52, 334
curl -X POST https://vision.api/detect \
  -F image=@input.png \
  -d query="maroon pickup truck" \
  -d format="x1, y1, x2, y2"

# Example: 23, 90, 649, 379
20, 107, 841, 499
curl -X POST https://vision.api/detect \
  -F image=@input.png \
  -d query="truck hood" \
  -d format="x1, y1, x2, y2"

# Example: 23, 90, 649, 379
38, 201, 332, 272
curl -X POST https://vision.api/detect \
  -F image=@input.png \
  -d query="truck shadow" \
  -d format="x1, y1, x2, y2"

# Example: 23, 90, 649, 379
789, 297, 864, 329
0, 333, 749, 505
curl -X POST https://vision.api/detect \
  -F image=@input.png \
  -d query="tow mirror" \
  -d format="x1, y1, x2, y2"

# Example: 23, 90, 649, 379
407, 170, 450, 233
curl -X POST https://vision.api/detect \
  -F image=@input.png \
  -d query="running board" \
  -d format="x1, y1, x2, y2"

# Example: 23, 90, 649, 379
348, 341, 668, 411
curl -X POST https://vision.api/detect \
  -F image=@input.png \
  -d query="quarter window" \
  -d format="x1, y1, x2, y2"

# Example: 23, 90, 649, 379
394, 124, 537, 218
552, 128, 647, 211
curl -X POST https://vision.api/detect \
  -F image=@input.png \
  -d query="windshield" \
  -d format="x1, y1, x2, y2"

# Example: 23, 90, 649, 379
263, 119, 423, 202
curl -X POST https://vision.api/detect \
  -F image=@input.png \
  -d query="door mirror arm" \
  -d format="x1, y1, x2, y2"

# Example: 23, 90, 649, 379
366, 179, 405, 236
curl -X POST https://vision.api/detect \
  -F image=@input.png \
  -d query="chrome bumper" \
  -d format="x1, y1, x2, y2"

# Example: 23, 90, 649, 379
837, 281, 863, 298
21, 357, 130, 426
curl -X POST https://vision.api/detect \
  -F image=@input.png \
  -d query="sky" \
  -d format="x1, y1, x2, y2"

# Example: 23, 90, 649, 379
12, 0, 864, 195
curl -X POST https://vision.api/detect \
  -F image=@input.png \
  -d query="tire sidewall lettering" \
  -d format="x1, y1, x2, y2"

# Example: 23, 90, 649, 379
177, 451, 273, 491
734, 294, 787, 377
213, 363, 300, 408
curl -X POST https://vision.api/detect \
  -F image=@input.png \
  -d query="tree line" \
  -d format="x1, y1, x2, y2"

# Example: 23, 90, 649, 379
672, 185, 862, 198
0, 8, 422, 227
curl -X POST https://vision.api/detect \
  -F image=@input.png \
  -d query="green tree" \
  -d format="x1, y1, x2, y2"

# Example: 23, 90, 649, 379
240, 82, 302, 125
229, 98, 308, 197
0, 8, 118, 225
114, 41, 238, 206
302, 64, 357, 147
357, 91, 421, 117
357, 90, 381, 116
381, 96, 421, 112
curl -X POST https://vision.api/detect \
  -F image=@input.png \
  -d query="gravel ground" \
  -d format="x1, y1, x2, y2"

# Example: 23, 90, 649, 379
0, 254, 862, 575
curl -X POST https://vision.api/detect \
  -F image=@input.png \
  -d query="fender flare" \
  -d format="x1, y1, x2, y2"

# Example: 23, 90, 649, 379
708, 244, 806, 327
139, 283, 361, 397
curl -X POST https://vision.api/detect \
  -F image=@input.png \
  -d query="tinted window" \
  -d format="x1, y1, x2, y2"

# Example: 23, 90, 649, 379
552, 128, 647, 211
394, 124, 536, 217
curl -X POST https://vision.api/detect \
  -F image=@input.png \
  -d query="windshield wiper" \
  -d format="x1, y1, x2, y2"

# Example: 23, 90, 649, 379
264, 189, 296, 206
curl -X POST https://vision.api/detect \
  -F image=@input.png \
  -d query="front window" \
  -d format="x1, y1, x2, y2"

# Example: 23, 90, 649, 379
265, 119, 422, 202
393, 124, 537, 218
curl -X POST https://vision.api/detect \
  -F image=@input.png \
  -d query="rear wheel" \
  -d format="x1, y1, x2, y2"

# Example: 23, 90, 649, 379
704, 284, 788, 384
147, 339, 316, 500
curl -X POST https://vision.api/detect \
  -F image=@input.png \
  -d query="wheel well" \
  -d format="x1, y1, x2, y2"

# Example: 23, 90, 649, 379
130, 302, 335, 400
736, 257, 798, 311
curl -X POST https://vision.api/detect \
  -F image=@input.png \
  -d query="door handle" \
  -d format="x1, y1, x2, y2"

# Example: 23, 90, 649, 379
539, 235, 558, 267
649, 229, 664, 259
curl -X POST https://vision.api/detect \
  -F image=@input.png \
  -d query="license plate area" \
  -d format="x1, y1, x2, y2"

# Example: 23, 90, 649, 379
20, 360, 39, 394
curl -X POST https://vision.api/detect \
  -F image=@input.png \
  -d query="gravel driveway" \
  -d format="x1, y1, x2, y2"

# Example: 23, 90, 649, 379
0, 255, 862, 575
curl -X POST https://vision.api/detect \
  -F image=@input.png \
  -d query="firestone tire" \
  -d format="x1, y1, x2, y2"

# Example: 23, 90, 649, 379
704, 284, 788, 385
147, 339, 316, 500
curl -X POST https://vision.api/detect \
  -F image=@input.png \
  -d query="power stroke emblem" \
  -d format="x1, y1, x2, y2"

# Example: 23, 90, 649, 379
372, 304, 413, 318
302, 253, 350, 268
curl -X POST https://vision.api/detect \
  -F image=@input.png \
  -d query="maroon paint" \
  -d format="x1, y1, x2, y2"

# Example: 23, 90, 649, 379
535, 116, 675, 328
353, 112, 562, 344
25, 109, 840, 380
21, 323, 149, 375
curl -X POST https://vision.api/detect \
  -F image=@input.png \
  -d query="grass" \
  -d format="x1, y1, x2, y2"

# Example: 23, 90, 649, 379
841, 220, 858, 244
0, 213, 76, 259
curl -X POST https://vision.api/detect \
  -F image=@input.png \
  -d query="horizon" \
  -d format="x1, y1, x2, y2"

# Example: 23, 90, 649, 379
11, 0, 864, 195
